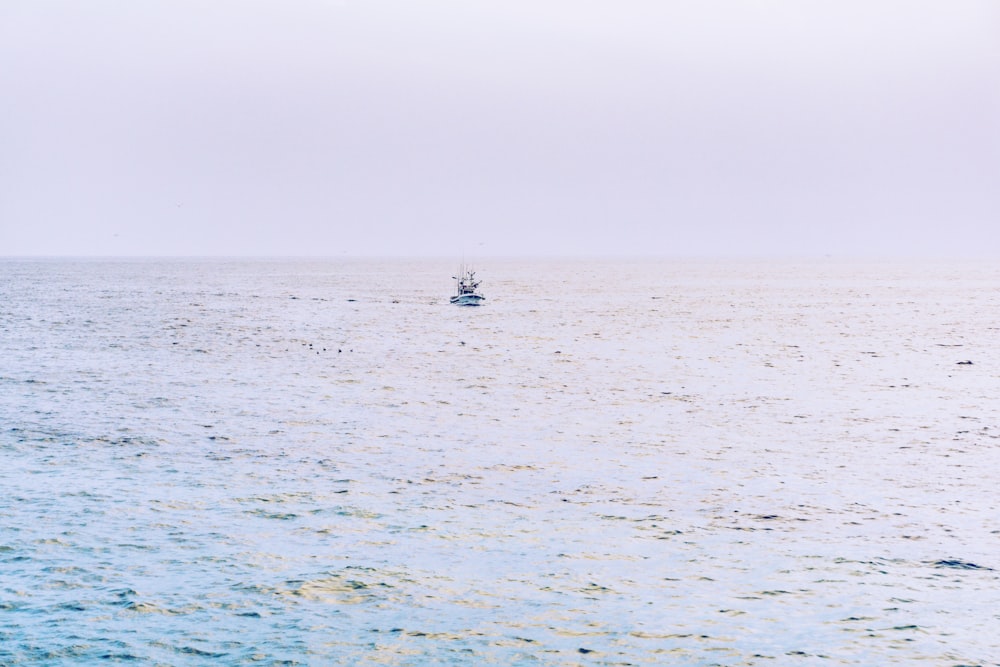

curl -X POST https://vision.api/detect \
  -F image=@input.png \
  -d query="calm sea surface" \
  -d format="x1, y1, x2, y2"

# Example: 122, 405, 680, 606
2, 258, 999, 666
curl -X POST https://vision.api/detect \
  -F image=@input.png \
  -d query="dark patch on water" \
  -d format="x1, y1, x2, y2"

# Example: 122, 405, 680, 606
932, 559, 993, 571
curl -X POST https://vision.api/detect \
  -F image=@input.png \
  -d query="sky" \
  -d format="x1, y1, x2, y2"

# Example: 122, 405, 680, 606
1, 0, 998, 258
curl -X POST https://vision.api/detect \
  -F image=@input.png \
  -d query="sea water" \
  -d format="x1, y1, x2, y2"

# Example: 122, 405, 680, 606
1, 258, 998, 666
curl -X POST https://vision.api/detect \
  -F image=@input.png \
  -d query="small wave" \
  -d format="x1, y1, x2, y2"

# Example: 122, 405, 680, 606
931, 559, 993, 571
177, 646, 229, 658
283, 571, 395, 605
245, 509, 299, 520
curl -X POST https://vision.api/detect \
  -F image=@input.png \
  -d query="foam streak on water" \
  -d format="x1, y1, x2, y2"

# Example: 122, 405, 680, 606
1, 258, 999, 665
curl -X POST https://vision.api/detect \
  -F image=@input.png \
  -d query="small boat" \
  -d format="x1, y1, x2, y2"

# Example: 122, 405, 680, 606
450, 266, 485, 306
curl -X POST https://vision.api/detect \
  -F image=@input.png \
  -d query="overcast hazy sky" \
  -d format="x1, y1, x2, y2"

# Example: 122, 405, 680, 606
2, 1, 997, 257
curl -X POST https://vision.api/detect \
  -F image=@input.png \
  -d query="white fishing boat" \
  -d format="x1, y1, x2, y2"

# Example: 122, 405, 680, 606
450, 266, 485, 306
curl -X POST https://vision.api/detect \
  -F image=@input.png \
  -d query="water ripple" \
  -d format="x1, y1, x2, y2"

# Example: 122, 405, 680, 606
2, 259, 1000, 665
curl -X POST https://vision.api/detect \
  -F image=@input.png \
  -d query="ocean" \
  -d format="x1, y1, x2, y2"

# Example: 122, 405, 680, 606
1, 258, 998, 666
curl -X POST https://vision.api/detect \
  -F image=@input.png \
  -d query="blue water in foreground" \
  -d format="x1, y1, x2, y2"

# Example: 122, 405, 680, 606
2, 258, 999, 666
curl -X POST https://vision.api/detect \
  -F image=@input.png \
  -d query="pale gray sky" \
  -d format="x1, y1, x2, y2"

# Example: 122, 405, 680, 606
2, 1, 998, 257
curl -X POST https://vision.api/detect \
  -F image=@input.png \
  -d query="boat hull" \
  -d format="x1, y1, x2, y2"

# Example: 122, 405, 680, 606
450, 294, 485, 306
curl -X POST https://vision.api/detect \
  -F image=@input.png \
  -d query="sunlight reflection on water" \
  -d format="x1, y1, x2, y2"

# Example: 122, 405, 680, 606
2, 258, 999, 665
